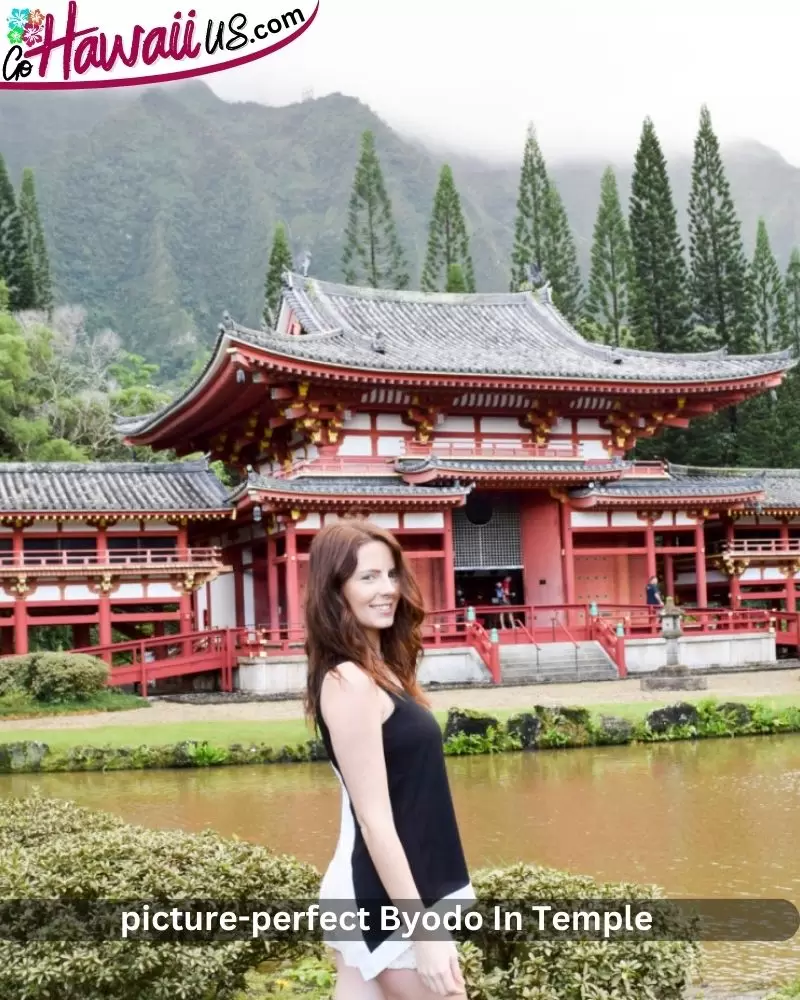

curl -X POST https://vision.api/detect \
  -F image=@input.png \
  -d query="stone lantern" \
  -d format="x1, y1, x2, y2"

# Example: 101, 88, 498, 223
640, 596, 708, 691
660, 596, 683, 668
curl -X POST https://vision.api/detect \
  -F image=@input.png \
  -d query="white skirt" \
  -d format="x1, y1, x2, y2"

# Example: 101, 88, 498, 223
318, 869, 475, 981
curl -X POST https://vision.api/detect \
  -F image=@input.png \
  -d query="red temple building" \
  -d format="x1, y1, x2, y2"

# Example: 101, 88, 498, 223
0, 462, 231, 656
121, 273, 799, 636
6, 272, 800, 680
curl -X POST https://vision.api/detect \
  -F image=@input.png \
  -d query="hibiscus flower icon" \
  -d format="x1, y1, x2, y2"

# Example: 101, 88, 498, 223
6, 7, 30, 31
27, 7, 44, 25
22, 19, 41, 44
6, 24, 23, 44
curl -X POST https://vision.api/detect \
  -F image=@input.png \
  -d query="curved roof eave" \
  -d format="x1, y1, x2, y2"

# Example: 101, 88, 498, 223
120, 328, 240, 441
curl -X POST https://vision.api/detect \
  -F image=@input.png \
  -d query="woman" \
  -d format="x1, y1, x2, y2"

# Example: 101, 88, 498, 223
304, 519, 474, 1000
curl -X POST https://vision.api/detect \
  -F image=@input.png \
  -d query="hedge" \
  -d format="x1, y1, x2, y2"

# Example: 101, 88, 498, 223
0, 795, 320, 1000
0, 651, 109, 703
2, 698, 800, 773
0, 795, 700, 1000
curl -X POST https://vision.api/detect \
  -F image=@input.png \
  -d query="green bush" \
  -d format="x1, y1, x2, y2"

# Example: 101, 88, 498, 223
459, 863, 699, 999
0, 655, 30, 697
0, 795, 321, 1000
0, 651, 109, 703
1, 797, 699, 1000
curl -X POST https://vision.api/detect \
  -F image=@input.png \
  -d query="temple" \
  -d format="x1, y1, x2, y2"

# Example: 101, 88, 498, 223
121, 273, 799, 629
5, 272, 800, 675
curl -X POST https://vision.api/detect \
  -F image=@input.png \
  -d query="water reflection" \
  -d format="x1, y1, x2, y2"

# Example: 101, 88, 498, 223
3, 733, 799, 989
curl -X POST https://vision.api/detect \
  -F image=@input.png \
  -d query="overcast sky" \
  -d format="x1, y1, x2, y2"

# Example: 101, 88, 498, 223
86, 0, 800, 166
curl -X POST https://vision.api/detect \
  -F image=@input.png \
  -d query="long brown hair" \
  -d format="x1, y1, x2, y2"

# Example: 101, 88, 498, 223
303, 519, 429, 724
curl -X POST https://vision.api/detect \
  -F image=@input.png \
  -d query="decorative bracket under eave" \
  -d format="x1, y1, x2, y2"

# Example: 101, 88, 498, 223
402, 402, 440, 444
778, 560, 800, 579
715, 555, 750, 578
2, 575, 31, 598
519, 400, 558, 446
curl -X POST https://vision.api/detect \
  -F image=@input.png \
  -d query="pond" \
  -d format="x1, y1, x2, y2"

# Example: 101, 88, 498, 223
3, 733, 799, 991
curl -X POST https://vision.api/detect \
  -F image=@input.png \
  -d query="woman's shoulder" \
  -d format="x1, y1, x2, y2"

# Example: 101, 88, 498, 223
320, 661, 378, 703
319, 662, 383, 724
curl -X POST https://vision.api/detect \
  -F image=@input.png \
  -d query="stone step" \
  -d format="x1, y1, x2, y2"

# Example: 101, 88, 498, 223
502, 664, 617, 678
502, 661, 613, 674
497, 640, 620, 683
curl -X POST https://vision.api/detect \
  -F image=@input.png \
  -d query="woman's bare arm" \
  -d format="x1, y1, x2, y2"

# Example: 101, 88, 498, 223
320, 661, 422, 904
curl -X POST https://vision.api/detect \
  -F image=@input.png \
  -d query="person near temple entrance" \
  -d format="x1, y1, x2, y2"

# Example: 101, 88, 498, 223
494, 577, 515, 629
646, 575, 664, 608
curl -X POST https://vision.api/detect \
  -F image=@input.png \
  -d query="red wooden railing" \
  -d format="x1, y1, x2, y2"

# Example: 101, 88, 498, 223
73, 602, 792, 692
402, 440, 580, 460
77, 628, 236, 691
590, 616, 628, 678
722, 538, 800, 556
621, 460, 668, 477
0, 547, 223, 570
271, 458, 394, 479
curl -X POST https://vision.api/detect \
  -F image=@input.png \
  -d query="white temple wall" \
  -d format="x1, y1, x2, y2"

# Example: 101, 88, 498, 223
208, 573, 236, 627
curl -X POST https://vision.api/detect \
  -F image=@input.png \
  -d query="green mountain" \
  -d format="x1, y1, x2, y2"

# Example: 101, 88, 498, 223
2, 83, 800, 378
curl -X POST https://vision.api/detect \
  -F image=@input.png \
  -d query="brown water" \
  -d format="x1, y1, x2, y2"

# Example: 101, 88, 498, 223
2, 734, 799, 991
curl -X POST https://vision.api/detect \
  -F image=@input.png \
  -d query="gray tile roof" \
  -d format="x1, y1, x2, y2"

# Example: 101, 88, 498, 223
395, 457, 627, 478
235, 474, 471, 501
226, 271, 795, 383
669, 464, 800, 509
570, 477, 764, 501
0, 460, 231, 513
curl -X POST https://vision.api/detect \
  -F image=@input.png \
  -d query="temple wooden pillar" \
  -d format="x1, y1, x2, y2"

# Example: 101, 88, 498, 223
664, 554, 675, 599
780, 521, 796, 611
284, 520, 300, 631
177, 525, 193, 635
96, 527, 112, 647
267, 533, 279, 629
13, 595, 28, 654
442, 508, 456, 611
726, 522, 740, 608
560, 502, 576, 627
12, 526, 27, 654
694, 521, 707, 607
645, 518, 657, 580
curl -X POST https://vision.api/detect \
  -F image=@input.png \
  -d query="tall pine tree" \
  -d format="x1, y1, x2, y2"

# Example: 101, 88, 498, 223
446, 263, 467, 293
18, 168, 52, 314
735, 218, 793, 466
0, 154, 34, 312
509, 124, 582, 321
688, 105, 752, 353
751, 218, 789, 351
628, 118, 691, 352
540, 185, 582, 322
341, 130, 409, 289
420, 165, 475, 292
263, 222, 293, 326
585, 166, 633, 345
785, 247, 800, 354
510, 124, 549, 292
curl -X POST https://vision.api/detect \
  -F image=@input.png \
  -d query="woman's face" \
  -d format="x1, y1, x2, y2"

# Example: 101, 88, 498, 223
342, 539, 400, 636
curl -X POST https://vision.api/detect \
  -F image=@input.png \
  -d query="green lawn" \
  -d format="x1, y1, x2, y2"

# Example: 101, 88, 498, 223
3, 693, 800, 752
0, 691, 148, 720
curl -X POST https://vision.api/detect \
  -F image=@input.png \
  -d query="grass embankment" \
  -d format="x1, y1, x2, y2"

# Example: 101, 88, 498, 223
3, 693, 800, 752
0, 691, 148, 721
